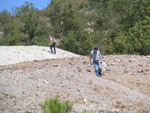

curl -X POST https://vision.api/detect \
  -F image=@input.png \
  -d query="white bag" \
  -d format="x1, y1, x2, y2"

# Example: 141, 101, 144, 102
101, 61, 107, 68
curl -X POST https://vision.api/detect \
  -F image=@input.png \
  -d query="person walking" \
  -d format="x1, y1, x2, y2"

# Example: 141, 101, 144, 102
90, 47, 102, 77
49, 35, 56, 54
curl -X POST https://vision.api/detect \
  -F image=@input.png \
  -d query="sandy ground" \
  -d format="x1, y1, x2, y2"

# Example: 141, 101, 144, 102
0, 46, 79, 66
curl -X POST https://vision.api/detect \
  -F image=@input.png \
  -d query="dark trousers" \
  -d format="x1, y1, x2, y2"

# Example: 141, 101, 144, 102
50, 43, 56, 54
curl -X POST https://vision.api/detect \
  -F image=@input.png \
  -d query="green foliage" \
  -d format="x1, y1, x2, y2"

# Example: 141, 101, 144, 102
0, 10, 12, 25
124, 16, 150, 55
32, 35, 49, 46
47, 0, 94, 55
6, 23, 24, 45
40, 97, 73, 113
105, 0, 150, 55
25, 111, 33, 113
0, 0, 150, 55
17, 2, 39, 44
45, 0, 65, 38
59, 29, 93, 55
0, 2, 50, 46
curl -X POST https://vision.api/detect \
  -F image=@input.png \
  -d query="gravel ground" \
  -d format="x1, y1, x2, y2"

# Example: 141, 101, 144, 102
0, 46, 150, 113
102, 55, 150, 96
0, 56, 150, 113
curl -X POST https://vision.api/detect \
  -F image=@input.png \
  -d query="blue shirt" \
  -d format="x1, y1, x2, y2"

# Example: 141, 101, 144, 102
90, 50, 101, 61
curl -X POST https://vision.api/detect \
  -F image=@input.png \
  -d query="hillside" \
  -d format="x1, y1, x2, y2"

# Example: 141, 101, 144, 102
0, 46, 79, 66
0, 46, 150, 113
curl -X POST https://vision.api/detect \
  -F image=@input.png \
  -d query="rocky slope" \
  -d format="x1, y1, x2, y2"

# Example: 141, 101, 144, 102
102, 55, 150, 96
0, 54, 150, 113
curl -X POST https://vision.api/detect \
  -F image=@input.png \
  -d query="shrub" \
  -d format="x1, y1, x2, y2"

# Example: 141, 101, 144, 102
40, 97, 73, 113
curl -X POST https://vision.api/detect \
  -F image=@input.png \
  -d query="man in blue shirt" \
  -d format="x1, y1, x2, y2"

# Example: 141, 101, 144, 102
90, 47, 102, 77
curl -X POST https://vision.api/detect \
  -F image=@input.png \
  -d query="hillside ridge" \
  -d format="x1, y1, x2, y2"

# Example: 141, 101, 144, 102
0, 46, 80, 66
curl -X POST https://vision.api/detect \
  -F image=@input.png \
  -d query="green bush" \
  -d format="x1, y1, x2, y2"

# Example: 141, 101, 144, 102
40, 97, 73, 113
32, 35, 49, 46
25, 111, 32, 113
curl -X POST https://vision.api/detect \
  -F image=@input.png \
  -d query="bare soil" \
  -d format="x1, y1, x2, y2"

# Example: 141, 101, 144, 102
0, 55, 150, 113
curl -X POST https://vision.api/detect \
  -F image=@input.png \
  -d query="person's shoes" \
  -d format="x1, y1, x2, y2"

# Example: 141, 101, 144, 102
101, 73, 105, 76
97, 75, 101, 77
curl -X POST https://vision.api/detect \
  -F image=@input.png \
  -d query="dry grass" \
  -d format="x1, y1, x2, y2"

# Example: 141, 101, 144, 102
113, 100, 126, 109
116, 100, 122, 105
1, 92, 9, 96
138, 100, 144, 106
111, 96, 120, 100
133, 100, 144, 107
56, 94, 61, 98
74, 97, 85, 104
120, 104, 126, 108
90, 100, 95, 103
93, 84, 104, 93
93, 84, 99, 92
88, 80, 93, 85
118, 90, 128, 96
105, 86, 110, 90
122, 91, 128, 96
0, 96, 3, 100
13, 100, 17, 105
75, 79, 81, 83
103, 91, 111, 97
99, 109, 113, 113
105, 86, 114, 91
137, 109, 150, 113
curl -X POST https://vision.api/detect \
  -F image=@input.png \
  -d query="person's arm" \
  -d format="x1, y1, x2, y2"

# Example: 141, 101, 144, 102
51, 37, 53, 44
99, 51, 102, 62
90, 57, 92, 65
90, 51, 93, 65
100, 57, 102, 63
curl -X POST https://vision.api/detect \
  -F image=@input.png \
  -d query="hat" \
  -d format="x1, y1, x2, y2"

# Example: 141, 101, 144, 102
94, 47, 98, 51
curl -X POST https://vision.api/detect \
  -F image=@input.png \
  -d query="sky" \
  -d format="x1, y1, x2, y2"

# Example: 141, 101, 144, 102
0, 0, 51, 12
